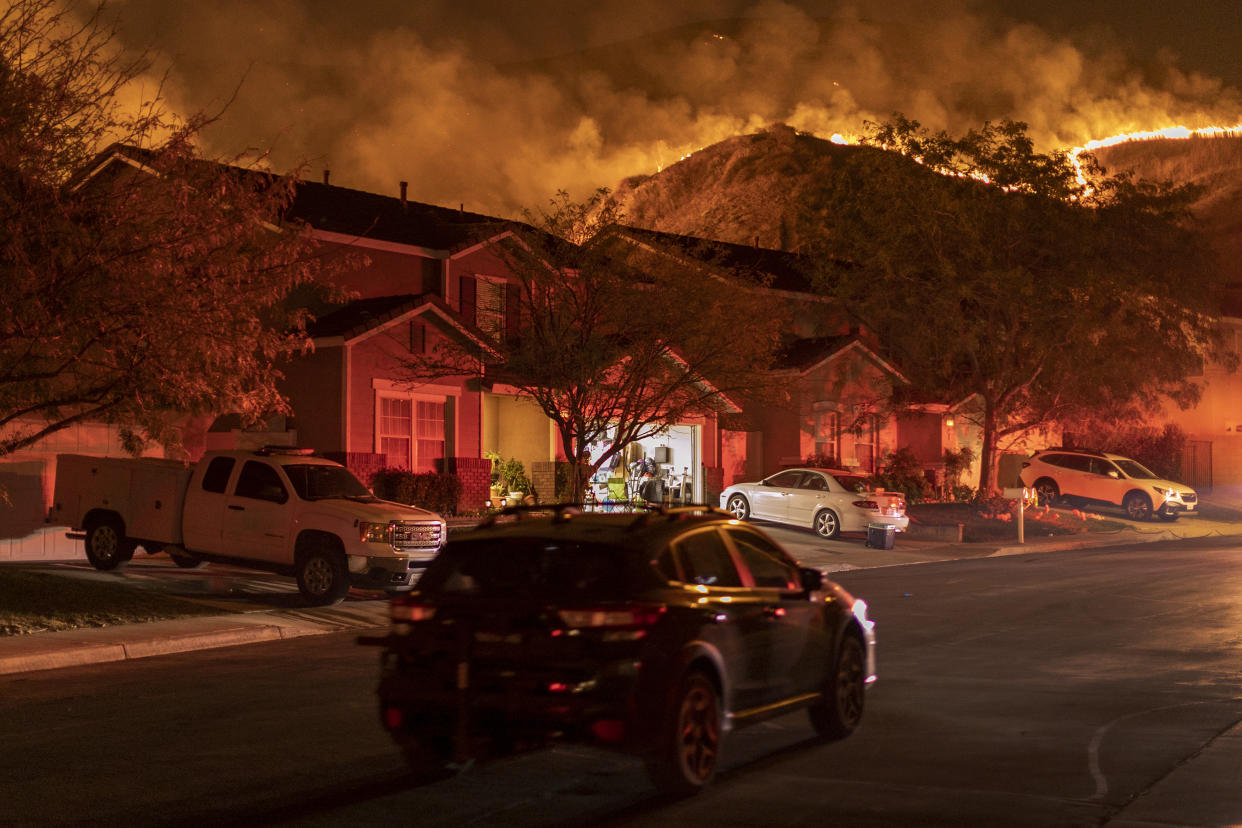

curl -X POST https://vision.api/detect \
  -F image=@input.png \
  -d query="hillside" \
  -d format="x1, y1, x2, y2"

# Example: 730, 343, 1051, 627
615, 126, 1242, 287
1092, 136, 1242, 285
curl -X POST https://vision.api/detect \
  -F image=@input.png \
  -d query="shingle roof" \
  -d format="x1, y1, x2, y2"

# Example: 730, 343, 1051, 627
287, 180, 513, 251
774, 335, 857, 371
307, 294, 429, 339
609, 225, 819, 292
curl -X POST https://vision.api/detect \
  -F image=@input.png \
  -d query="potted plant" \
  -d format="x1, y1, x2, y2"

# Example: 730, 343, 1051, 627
498, 457, 531, 504
484, 450, 506, 502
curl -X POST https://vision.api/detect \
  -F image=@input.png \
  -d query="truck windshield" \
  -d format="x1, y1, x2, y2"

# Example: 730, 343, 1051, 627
283, 464, 374, 501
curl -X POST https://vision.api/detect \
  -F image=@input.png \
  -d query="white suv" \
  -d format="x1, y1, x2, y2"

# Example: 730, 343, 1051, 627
1019, 448, 1197, 522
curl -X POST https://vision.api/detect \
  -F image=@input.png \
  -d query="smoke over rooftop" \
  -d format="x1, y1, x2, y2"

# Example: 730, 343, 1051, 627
108, 0, 1242, 217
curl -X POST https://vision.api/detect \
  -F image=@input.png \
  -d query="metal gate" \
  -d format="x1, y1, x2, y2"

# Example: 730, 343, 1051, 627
1184, 440, 1213, 491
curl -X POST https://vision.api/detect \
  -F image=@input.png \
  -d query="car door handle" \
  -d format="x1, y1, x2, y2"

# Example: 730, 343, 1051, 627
227, 505, 245, 511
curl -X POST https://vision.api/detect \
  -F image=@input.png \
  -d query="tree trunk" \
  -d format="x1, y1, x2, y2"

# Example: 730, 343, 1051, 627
979, 397, 998, 495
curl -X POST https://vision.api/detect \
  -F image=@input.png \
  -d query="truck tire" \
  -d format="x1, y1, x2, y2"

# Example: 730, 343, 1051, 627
296, 542, 350, 606
84, 517, 136, 571
170, 551, 205, 569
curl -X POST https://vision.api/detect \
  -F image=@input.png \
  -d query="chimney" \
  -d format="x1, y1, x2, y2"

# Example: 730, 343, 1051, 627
400, 181, 408, 207
322, 169, 330, 185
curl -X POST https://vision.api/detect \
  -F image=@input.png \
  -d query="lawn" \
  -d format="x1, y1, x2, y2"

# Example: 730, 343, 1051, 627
0, 568, 220, 637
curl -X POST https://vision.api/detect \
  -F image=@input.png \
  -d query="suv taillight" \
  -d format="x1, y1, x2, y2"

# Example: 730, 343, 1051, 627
555, 604, 666, 640
389, 599, 436, 622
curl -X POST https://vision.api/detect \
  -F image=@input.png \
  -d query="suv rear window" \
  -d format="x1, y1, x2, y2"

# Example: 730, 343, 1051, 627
419, 538, 656, 601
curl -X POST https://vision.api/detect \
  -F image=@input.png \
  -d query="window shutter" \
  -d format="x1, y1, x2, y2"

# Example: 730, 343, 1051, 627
505, 282, 521, 341
459, 276, 476, 325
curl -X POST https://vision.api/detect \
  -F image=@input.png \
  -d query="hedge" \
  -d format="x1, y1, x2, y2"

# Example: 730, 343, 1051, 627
369, 469, 463, 516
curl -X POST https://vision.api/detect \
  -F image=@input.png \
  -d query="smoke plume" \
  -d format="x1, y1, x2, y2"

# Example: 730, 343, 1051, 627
107, 0, 1242, 217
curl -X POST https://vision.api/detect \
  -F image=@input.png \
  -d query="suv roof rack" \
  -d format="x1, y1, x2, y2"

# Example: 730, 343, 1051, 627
1040, 447, 1107, 457
475, 502, 731, 530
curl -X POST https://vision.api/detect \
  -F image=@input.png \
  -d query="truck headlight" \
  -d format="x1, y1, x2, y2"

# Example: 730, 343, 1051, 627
359, 521, 393, 544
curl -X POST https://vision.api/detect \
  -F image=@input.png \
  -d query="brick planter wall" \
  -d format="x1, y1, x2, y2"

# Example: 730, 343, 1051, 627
325, 452, 387, 487
440, 456, 492, 512
531, 461, 558, 503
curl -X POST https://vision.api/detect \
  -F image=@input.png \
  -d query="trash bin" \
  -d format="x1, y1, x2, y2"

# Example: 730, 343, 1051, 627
865, 523, 895, 549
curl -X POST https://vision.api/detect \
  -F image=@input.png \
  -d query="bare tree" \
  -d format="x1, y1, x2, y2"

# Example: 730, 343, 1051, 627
400, 189, 787, 501
0, 0, 337, 457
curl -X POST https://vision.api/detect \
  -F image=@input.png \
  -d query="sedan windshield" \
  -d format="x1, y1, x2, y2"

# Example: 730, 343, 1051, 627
1113, 459, 1159, 480
283, 464, 374, 500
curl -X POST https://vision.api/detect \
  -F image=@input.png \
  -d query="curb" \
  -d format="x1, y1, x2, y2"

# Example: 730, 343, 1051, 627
0, 618, 311, 677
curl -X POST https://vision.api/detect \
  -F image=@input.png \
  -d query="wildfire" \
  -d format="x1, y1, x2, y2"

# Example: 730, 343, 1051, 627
1069, 122, 1242, 188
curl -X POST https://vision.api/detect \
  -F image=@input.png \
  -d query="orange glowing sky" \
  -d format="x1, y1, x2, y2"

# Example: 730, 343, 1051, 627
108, 0, 1242, 217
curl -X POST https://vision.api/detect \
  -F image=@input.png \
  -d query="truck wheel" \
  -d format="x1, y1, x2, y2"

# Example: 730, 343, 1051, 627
170, 551, 204, 569
84, 518, 135, 571
296, 543, 350, 606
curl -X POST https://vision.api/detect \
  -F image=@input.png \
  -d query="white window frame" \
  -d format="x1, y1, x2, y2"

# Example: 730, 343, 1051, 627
374, 389, 450, 473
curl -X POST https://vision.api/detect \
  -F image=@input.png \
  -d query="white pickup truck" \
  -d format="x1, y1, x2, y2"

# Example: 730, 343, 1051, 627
49, 447, 447, 605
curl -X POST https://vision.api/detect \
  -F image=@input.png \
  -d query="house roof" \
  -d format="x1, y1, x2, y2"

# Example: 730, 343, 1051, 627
605, 225, 821, 293
307, 293, 497, 353
775, 335, 909, 384
78, 143, 522, 254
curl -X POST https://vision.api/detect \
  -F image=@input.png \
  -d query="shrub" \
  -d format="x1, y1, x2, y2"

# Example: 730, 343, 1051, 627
1099, 424, 1187, 481
496, 457, 531, 493
370, 469, 463, 516
871, 447, 935, 503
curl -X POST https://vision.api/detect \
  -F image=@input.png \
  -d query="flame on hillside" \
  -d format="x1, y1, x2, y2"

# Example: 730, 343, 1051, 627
1070, 123, 1242, 188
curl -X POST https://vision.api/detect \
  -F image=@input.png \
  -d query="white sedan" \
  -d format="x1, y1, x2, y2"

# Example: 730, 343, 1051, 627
720, 467, 909, 539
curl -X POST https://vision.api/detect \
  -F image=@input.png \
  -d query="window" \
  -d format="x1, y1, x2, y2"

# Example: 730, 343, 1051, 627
200, 457, 235, 494
233, 461, 288, 503
673, 529, 742, 587
379, 397, 412, 469
766, 470, 804, 488
728, 529, 800, 589
378, 394, 447, 473
813, 408, 839, 464
800, 473, 829, 491
476, 277, 507, 338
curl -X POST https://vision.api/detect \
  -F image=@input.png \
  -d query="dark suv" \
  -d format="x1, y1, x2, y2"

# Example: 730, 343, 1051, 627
359, 505, 876, 796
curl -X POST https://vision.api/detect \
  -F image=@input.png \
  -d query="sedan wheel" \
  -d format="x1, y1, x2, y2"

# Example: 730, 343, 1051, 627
814, 508, 841, 539
1124, 492, 1153, 521
726, 494, 749, 520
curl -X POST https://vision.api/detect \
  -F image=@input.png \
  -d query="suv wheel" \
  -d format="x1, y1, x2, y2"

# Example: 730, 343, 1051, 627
646, 672, 721, 797
1033, 478, 1060, 507
296, 542, 350, 606
1123, 492, 1153, 521
809, 634, 866, 740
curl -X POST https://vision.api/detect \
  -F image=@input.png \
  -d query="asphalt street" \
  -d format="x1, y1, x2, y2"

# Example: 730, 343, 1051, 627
3, 536, 1241, 827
